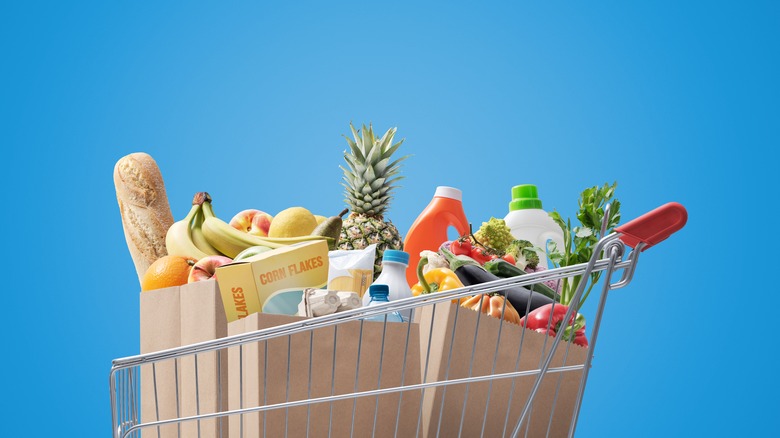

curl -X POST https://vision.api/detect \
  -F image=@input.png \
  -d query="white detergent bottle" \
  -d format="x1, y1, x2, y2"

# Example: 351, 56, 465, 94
362, 250, 413, 322
503, 184, 565, 269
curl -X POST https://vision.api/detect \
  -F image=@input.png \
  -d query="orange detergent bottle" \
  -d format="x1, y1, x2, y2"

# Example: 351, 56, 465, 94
403, 186, 470, 287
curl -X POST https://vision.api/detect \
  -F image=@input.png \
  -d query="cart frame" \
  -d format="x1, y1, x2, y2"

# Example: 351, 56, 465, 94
110, 202, 686, 438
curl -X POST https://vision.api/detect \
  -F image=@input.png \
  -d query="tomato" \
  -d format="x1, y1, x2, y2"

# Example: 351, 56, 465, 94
501, 253, 516, 265
469, 246, 494, 265
451, 238, 472, 256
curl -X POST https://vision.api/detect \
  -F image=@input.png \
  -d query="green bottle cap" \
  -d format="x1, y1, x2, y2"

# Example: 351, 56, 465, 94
509, 184, 543, 210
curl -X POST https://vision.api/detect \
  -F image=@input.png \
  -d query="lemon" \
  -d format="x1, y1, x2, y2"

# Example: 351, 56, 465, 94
268, 207, 318, 238
314, 215, 327, 225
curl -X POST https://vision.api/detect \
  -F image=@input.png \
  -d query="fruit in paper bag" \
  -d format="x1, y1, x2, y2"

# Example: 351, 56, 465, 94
229, 209, 274, 237
188, 255, 233, 283
311, 208, 348, 249
267, 207, 317, 238
141, 255, 197, 292
234, 245, 273, 261
200, 197, 333, 258
166, 192, 222, 260
191, 207, 223, 256
338, 123, 408, 279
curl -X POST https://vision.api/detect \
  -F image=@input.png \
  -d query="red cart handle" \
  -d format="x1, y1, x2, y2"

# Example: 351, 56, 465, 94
615, 202, 687, 251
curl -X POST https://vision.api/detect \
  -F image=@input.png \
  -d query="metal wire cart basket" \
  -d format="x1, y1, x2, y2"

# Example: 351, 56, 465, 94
110, 202, 687, 438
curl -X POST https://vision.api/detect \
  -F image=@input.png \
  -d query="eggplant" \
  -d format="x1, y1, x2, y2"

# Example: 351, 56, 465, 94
483, 258, 560, 302
441, 248, 554, 317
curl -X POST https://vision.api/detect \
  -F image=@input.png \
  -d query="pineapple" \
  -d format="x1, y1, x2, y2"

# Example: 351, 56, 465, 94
338, 123, 408, 279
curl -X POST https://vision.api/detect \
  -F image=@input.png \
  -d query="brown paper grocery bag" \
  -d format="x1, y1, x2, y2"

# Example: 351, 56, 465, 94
228, 312, 423, 438
417, 302, 588, 438
179, 279, 229, 438
227, 316, 246, 438
140, 286, 181, 438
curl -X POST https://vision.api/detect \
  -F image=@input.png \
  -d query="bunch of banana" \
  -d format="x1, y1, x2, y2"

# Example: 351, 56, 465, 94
201, 197, 334, 258
191, 205, 222, 255
166, 192, 225, 260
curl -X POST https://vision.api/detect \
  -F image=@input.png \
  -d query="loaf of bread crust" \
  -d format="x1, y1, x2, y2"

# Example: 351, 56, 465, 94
114, 152, 174, 285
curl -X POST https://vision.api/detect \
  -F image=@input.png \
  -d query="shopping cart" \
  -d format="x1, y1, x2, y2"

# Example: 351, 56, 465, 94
109, 202, 687, 438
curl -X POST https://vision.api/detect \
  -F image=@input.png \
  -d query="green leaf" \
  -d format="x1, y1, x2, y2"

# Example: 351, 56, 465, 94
384, 138, 405, 159
377, 127, 396, 151
369, 177, 386, 191
343, 135, 358, 152
348, 125, 364, 158
548, 211, 566, 229
548, 251, 564, 265
574, 227, 594, 238
385, 155, 410, 175
548, 182, 622, 307
363, 162, 376, 181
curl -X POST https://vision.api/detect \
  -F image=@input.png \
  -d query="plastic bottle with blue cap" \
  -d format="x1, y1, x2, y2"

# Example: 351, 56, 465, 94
362, 250, 413, 321
363, 284, 404, 323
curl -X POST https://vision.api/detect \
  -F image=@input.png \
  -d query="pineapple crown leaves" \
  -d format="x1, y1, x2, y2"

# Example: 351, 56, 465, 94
339, 122, 410, 216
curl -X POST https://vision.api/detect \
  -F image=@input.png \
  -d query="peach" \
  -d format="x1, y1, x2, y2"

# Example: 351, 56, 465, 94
229, 209, 274, 237
188, 255, 233, 283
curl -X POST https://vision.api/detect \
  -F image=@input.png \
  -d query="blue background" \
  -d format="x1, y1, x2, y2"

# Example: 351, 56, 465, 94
1, 1, 777, 436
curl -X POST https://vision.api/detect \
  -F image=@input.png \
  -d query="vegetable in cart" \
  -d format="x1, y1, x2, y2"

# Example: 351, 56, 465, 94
440, 246, 554, 317
483, 258, 560, 301
518, 303, 589, 347
460, 293, 522, 325
548, 182, 622, 308
411, 255, 464, 300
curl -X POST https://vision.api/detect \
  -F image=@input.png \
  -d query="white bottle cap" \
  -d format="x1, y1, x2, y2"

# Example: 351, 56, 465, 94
434, 186, 462, 201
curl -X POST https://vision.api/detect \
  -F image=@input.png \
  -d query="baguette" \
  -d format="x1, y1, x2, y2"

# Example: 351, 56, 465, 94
114, 152, 174, 285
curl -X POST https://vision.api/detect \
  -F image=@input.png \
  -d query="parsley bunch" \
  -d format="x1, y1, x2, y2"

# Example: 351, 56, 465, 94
548, 182, 621, 307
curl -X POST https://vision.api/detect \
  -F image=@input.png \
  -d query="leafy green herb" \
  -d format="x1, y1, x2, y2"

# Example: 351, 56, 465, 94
547, 182, 621, 308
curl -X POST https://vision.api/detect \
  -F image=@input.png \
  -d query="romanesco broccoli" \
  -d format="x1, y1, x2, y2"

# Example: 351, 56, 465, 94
473, 217, 514, 254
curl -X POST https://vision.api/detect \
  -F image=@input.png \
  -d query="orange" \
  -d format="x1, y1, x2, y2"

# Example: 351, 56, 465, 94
141, 255, 198, 292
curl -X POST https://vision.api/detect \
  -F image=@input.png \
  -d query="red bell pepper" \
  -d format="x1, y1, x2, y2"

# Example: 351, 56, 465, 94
517, 303, 588, 347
